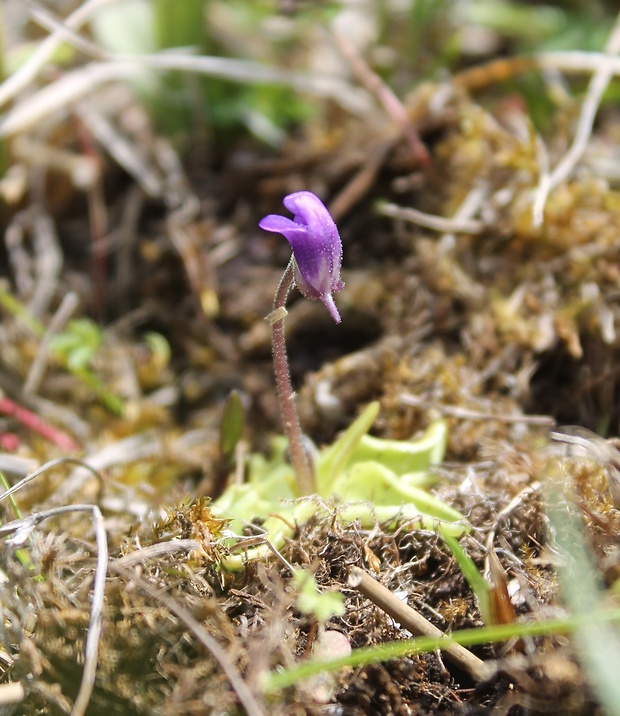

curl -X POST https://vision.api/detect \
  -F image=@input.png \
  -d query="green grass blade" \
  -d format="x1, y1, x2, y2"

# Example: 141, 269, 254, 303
547, 484, 620, 716
443, 534, 491, 624
263, 606, 620, 693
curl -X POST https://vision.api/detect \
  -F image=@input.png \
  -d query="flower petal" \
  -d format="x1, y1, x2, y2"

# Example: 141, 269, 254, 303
283, 191, 339, 247
258, 214, 307, 240
259, 191, 344, 322
283, 192, 342, 294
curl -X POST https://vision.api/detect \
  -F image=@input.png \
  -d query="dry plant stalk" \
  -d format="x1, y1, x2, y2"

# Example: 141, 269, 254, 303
532, 11, 620, 225
348, 566, 487, 681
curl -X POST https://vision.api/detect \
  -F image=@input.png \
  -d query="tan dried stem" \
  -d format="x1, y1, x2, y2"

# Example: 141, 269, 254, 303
348, 566, 487, 681
376, 201, 484, 235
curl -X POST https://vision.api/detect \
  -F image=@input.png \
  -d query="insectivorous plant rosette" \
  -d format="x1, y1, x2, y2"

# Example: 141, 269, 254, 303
209, 191, 467, 570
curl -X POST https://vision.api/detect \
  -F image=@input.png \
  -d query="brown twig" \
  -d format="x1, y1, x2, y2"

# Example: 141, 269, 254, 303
348, 566, 487, 681
329, 139, 393, 221
450, 56, 539, 94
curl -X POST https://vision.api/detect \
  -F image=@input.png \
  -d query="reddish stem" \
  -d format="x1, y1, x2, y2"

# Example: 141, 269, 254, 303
333, 30, 430, 167
0, 397, 78, 452
270, 259, 315, 495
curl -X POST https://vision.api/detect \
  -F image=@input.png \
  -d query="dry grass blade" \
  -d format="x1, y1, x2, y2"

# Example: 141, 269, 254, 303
376, 201, 484, 234
0, 457, 102, 505
47, 433, 166, 506
450, 50, 620, 93
484, 483, 542, 571
0, 55, 370, 139
0, 454, 38, 477
23, 290, 79, 397
400, 394, 554, 425
0, 0, 116, 108
24, 0, 110, 61
532, 12, 620, 225
76, 103, 164, 197
110, 563, 266, 716
28, 211, 63, 320
437, 183, 489, 251
113, 539, 202, 568
329, 139, 393, 220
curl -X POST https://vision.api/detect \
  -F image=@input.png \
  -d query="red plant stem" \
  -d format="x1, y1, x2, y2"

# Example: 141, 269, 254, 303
0, 397, 78, 452
270, 259, 315, 496
333, 30, 430, 167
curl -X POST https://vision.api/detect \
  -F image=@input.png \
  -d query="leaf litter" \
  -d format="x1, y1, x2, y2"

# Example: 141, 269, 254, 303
2, 2, 620, 715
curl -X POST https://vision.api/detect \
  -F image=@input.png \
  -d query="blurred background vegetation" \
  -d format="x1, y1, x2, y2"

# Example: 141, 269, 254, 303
3, 0, 618, 158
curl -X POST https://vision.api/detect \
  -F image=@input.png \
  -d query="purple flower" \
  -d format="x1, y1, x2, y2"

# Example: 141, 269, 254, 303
259, 191, 344, 323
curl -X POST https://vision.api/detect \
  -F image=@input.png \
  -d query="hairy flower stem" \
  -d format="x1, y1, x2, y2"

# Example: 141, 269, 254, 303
268, 258, 315, 495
